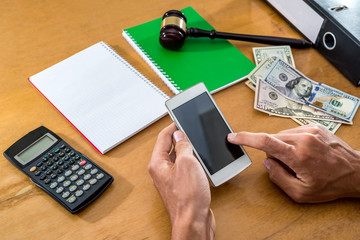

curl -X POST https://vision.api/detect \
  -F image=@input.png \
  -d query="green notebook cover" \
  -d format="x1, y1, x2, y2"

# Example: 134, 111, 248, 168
123, 6, 255, 94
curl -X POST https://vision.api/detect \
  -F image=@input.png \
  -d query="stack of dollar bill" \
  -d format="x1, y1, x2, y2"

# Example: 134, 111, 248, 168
245, 46, 360, 134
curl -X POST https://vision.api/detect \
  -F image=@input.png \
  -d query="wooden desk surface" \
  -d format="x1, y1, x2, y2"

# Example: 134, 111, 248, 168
1, 0, 359, 239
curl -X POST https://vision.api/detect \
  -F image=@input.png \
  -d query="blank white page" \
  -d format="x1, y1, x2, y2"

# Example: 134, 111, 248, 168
29, 42, 169, 154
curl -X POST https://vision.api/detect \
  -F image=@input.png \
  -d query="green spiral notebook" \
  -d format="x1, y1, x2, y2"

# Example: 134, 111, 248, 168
122, 6, 255, 94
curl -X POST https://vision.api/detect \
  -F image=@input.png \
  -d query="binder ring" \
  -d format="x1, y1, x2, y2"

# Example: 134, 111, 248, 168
323, 32, 336, 50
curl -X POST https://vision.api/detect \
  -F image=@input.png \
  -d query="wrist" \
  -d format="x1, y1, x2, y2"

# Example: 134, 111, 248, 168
171, 208, 215, 240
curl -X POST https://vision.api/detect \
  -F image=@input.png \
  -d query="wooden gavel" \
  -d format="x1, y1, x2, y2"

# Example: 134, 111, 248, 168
159, 10, 312, 50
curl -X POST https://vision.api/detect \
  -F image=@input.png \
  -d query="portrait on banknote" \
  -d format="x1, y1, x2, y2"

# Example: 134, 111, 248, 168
274, 76, 313, 103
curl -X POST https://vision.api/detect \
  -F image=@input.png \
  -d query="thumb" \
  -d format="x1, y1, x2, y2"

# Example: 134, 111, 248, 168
264, 158, 301, 196
173, 131, 194, 157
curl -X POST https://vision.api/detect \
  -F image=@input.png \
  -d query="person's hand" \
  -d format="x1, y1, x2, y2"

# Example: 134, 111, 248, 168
148, 123, 216, 239
228, 124, 360, 203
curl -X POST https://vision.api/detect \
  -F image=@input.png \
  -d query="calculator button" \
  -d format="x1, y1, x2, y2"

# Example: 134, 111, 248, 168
75, 155, 80, 160
30, 166, 37, 172
35, 170, 41, 176
65, 147, 70, 152
50, 182, 58, 189
48, 153, 54, 158
40, 165, 46, 171
56, 186, 64, 194
54, 148, 60, 153
70, 175, 78, 181
64, 156, 70, 161
57, 169, 63, 174
44, 178, 51, 184
36, 162, 42, 167
68, 196, 76, 203
57, 176, 65, 182
63, 163, 69, 169
63, 180, 71, 187
76, 179, 84, 186
45, 169, 52, 175
65, 170, 72, 177
57, 160, 64, 165
51, 174, 57, 179
75, 190, 83, 197
83, 184, 90, 191
47, 161, 53, 166
51, 164, 58, 170
69, 185, 77, 192
83, 174, 91, 180
72, 165, 79, 171
90, 168, 98, 175
70, 152, 75, 157
96, 173, 104, 180
79, 160, 86, 166
59, 152, 65, 157
77, 169, 85, 176
53, 156, 59, 161
42, 157, 48, 162
84, 164, 92, 170
60, 144, 66, 149
62, 191, 70, 198
40, 174, 46, 180
89, 179, 97, 185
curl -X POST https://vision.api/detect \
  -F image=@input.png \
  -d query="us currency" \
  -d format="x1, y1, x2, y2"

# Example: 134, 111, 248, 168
291, 118, 341, 134
248, 46, 295, 87
262, 58, 360, 122
254, 80, 350, 124
247, 57, 276, 86
245, 79, 256, 91
253, 45, 295, 66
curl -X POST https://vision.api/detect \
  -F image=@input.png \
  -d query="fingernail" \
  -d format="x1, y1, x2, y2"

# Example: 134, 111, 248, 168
263, 159, 271, 170
227, 133, 237, 140
173, 131, 184, 143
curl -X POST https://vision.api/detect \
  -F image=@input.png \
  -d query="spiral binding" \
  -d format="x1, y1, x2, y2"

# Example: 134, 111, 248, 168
99, 41, 169, 100
122, 30, 181, 94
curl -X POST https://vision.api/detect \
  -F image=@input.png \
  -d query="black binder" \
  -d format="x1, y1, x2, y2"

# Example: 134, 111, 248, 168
265, 0, 360, 87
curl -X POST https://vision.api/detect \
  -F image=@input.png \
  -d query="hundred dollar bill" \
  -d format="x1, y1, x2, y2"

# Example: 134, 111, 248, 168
253, 45, 295, 67
247, 57, 276, 85
291, 118, 341, 134
262, 58, 360, 122
254, 80, 350, 124
247, 46, 295, 87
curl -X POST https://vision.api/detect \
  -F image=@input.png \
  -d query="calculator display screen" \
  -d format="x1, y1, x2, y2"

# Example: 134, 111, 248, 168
15, 133, 57, 165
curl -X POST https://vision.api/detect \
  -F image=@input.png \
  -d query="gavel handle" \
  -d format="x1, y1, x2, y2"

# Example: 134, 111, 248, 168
187, 28, 312, 49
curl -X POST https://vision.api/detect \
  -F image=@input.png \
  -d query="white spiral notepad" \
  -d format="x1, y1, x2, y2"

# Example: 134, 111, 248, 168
29, 42, 169, 154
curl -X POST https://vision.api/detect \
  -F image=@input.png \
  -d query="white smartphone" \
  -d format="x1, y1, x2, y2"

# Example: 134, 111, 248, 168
165, 82, 252, 186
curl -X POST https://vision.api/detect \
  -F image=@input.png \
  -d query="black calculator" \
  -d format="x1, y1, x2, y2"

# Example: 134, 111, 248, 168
3, 126, 113, 214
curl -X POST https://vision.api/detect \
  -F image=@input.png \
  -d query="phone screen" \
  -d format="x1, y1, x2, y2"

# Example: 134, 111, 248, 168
173, 92, 244, 174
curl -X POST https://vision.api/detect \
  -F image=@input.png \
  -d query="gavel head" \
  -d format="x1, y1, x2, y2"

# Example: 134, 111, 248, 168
159, 10, 188, 50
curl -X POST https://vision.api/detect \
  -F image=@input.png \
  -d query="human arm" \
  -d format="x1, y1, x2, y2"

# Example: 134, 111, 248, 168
227, 124, 360, 203
148, 123, 216, 239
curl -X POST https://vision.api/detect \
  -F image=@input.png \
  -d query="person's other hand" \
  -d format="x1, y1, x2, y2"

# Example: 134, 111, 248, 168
228, 124, 360, 203
148, 123, 215, 239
